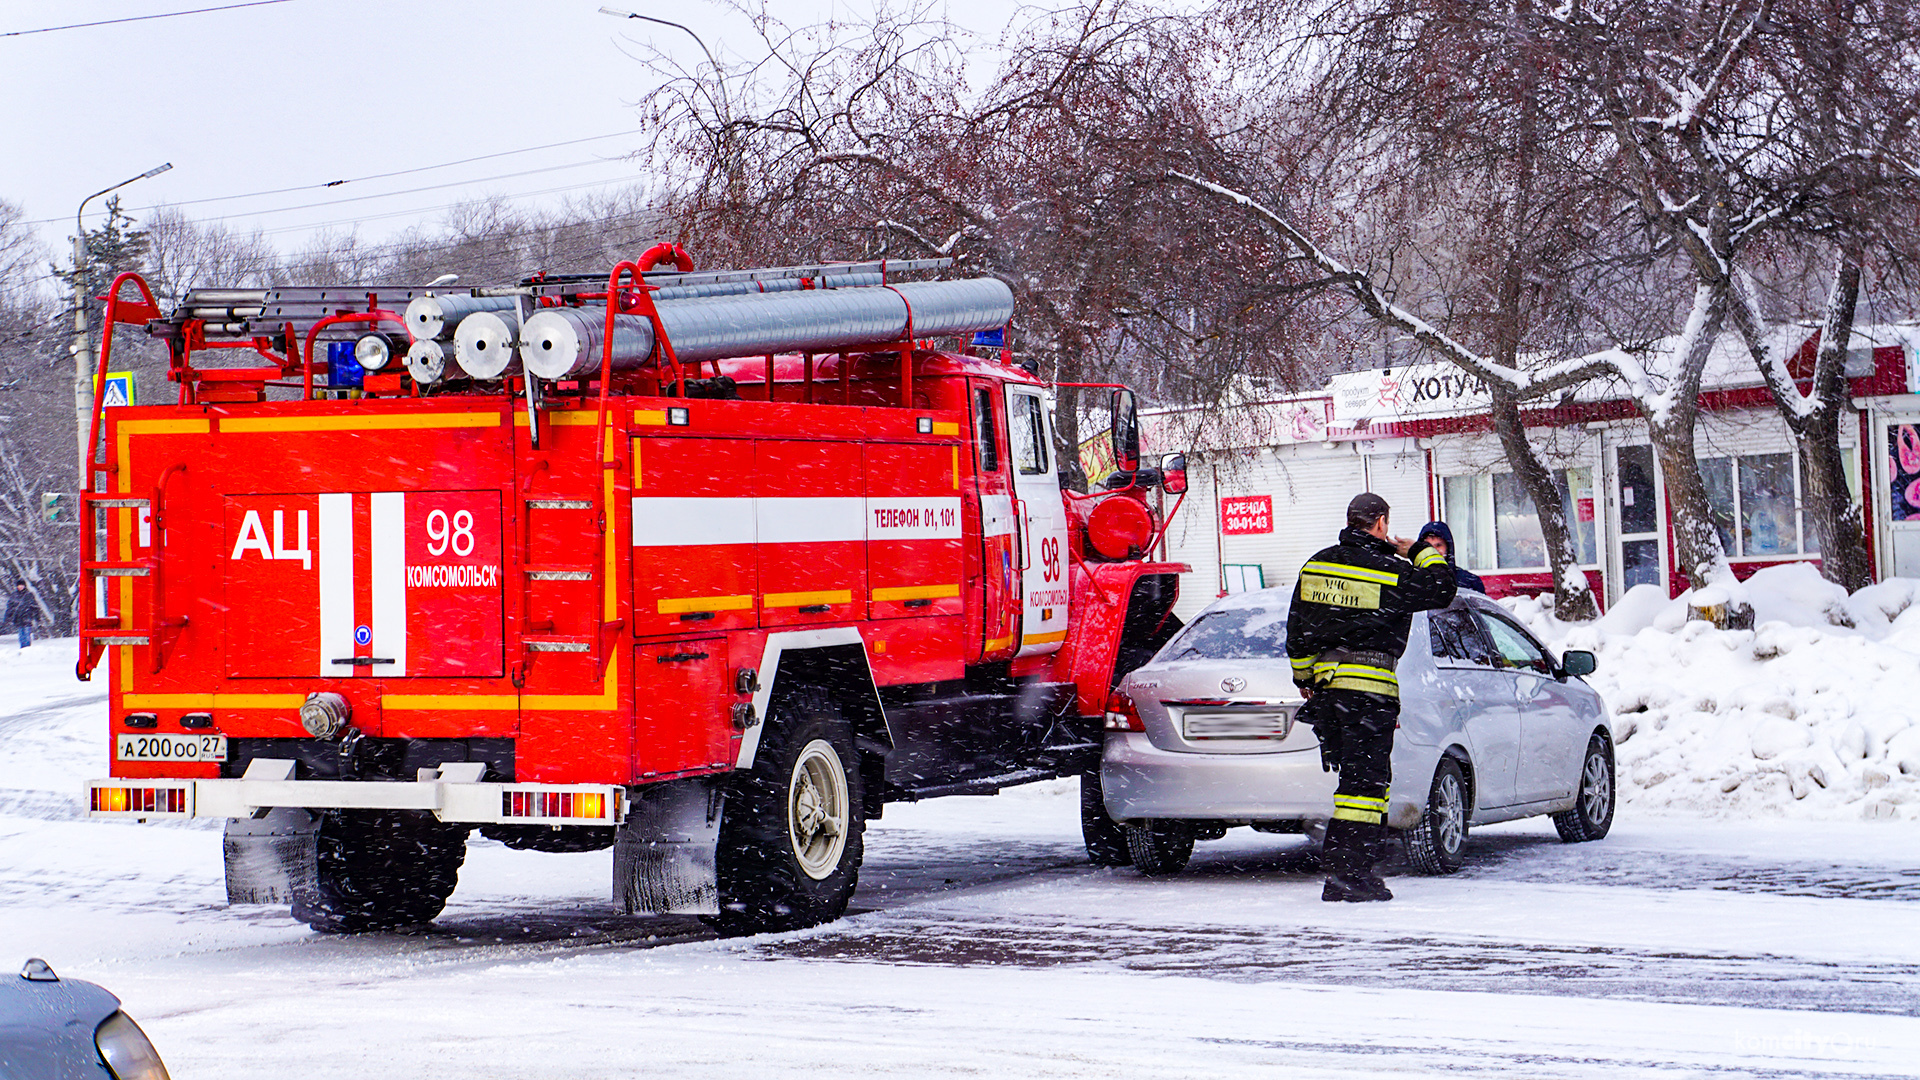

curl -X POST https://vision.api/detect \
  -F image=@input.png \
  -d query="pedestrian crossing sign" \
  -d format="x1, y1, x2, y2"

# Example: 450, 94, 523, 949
98, 372, 134, 408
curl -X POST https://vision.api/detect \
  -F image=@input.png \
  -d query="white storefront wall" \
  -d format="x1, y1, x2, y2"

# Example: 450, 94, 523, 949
1426, 410, 1860, 603
1165, 438, 1431, 622
1159, 404, 1868, 618
1152, 330, 1912, 620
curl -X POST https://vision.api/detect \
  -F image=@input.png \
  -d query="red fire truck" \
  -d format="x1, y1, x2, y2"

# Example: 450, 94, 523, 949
79, 247, 1188, 934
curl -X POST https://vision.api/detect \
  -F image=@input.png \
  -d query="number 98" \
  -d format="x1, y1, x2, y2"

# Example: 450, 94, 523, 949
426, 508, 475, 557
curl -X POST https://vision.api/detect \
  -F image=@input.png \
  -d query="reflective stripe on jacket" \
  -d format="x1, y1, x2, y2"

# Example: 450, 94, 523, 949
1285, 526, 1457, 698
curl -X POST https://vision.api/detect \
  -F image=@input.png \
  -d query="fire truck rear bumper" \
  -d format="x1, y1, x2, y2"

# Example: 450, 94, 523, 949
86, 762, 623, 826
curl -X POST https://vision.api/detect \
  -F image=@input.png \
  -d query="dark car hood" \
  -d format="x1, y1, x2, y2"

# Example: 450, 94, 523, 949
0, 972, 121, 1080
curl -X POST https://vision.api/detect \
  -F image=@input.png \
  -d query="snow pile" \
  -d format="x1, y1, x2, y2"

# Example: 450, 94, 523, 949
1502, 564, 1920, 821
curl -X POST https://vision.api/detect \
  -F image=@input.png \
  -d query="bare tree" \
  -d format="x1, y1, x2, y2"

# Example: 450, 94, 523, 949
1543, 0, 1920, 590
627, 1, 1326, 478
0, 199, 76, 629
144, 207, 279, 303
1732, 1, 1919, 590
1186, 0, 1652, 616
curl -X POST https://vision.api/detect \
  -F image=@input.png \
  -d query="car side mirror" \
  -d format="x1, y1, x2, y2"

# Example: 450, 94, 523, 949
1559, 650, 1596, 678
1160, 452, 1187, 495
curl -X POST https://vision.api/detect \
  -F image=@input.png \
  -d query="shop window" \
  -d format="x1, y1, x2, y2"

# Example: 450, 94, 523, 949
1701, 457, 1737, 553
1701, 453, 1825, 558
1441, 468, 1596, 572
1441, 475, 1493, 570
1740, 454, 1798, 555
1892, 423, 1920, 523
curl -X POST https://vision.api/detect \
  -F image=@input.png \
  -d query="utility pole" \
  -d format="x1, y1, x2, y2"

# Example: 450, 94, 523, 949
72, 163, 170, 489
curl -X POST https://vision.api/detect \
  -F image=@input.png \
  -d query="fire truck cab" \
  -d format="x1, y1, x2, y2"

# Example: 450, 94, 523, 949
79, 251, 1188, 934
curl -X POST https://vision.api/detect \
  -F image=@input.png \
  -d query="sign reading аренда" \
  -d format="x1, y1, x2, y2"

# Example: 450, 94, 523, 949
1220, 495, 1274, 535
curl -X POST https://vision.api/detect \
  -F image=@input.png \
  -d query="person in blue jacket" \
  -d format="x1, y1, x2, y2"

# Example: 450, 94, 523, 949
1416, 521, 1486, 593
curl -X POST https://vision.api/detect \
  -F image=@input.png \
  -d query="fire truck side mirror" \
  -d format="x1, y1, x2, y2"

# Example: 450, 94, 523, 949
1110, 388, 1140, 473
1160, 453, 1188, 495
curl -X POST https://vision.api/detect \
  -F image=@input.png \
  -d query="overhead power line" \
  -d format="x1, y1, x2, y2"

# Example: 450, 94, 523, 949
2, 0, 294, 38
252, 175, 657, 239
172, 158, 628, 222
17, 130, 640, 228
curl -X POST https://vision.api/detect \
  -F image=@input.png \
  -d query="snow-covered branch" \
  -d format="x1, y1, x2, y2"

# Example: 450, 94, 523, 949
876, 220, 968, 256
1166, 170, 1617, 400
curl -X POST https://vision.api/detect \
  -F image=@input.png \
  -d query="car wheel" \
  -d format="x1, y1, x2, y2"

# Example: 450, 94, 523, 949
1124, 820, 1194, 876
704, 690, 865, 937
1553, 733, 1615, 843
1080, 767, 1133, 867
292, 809, 470, 933
1403, 757, 1469, 875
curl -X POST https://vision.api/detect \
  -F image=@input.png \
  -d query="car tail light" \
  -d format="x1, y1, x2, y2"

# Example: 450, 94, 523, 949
89, 782, 192, 817
1104, 692, 1145, 732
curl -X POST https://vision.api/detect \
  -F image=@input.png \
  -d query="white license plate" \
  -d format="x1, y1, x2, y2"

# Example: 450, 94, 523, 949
1183, 712, 1293, 740
116, 733, 227, 762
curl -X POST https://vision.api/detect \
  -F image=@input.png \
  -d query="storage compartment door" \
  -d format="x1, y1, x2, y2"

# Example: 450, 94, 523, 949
634, 638, 732, 778
756, 440, 866, 627
225, 490, 503, 677
866, 442, 964, 620
631, 437, 759, 636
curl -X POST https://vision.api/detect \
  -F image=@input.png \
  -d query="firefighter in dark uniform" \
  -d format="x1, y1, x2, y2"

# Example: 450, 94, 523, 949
1288, 493, 1456, 902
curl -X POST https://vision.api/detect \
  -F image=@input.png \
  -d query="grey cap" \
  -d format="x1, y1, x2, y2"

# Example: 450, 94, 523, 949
1346, 492, 1390, 528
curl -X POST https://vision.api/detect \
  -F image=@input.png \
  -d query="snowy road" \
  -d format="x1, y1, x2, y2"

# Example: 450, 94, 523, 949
4, 643, 1918, 1077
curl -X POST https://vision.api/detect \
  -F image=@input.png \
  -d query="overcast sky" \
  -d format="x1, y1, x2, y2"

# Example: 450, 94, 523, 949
0, 0, 1028, 282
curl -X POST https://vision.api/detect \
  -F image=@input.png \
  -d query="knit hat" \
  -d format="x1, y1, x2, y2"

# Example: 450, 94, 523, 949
1346, 492, 1390, 529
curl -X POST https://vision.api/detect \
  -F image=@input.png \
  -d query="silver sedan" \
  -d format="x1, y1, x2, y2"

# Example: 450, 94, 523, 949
1086, 588, 1613, 875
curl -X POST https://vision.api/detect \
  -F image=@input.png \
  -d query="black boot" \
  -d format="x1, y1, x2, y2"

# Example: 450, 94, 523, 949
1320, 817, 1393, 902
1322, 873, 1393, 902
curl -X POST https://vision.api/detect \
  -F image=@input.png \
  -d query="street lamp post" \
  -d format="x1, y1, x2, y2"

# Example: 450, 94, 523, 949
73, 162, 171, 487
598, 7, 730, 123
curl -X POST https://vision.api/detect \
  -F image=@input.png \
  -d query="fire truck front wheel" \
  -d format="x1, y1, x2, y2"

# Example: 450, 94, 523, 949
707, 691, 865, 936
292, 809, 470, 933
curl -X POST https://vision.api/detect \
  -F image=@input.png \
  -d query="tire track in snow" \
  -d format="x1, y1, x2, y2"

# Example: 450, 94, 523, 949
760, 910, 1920, 1016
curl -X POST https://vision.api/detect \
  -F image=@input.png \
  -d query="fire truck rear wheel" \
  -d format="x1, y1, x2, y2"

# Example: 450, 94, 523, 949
706, 692, 865, 937
1080, 767, 1133, 867
292, 809, 470, 934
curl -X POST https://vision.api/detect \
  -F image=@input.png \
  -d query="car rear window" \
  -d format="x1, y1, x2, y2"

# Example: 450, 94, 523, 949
1160, 607, 1288, 660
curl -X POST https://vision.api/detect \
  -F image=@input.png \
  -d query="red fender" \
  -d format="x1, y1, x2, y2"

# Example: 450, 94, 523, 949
1057, 560, 1190, 718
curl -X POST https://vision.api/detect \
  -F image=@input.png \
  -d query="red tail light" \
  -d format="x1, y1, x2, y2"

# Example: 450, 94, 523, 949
1104, 691, 1145, 732
89, 783, 190, 816
499, 787, 616, 822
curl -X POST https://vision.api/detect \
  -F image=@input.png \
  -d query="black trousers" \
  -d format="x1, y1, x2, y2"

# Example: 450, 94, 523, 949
1314, 688, 1397, 878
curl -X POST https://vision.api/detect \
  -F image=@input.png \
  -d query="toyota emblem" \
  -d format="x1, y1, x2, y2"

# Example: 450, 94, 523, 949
1220, 676, 1247, 693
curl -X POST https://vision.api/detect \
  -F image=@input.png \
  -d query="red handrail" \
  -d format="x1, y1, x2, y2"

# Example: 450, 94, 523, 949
84, 272, 162, 495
